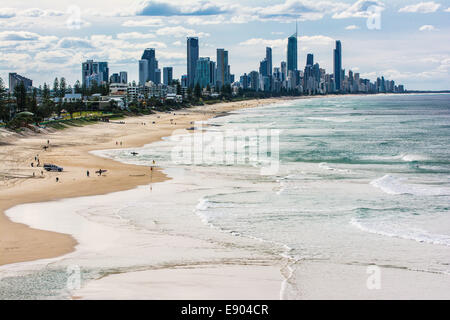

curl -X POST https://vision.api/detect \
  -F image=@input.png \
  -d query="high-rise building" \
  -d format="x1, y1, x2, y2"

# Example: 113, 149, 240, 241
139, 59, 149, 86
181, 75, 188, 88
194, 57, 214, 88
187, 37, 199, 88
8, 73, 33, 93
82, 60, 109, 87
281, 61, 287, 82
163, 67, 173, 86
287, 24, 298, 72
249, 71, 260, 91
155, 68, 161, 85
216, 49, 229, 88
240, 73, 249, 90
306, 53, 314, 66
334, 40, 342, 92
120, 71, 128, 84
110, 73, 120, 83
266, 47, 272, 77
139, 48, 159, 85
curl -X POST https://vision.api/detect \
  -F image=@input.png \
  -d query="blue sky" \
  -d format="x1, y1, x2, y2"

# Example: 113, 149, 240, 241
0, 0, 449, 90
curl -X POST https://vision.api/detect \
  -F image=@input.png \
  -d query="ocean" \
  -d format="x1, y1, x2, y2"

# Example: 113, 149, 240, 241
1, 94, 449, 299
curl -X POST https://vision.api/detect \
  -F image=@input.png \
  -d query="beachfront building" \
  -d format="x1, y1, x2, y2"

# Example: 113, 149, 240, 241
194, 57, 215, 89
187, 37, 199, 88
82, 60, 109, 87
216, 48, 230, 88
287, 30, 298, 73
163, 67, 173, 86
334, 40, 342, 92
139, 48, 160, 86
9, 73, 33, 93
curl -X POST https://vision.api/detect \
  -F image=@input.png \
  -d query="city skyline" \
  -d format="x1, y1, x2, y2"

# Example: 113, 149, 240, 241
0, 0, 449, 90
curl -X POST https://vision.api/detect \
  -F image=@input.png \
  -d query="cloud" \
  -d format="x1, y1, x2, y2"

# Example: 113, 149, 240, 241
137, 0, 229, 16
419, 24, 437, 31
399, 1, 441, 13
122, 18, 163, 27
445, 7, 450, 12
333, 0, 385, 19
252, 0, 348, 22
117, 32, 156, 40
58, 38, 95, 49
0, 31, 40, 41
0, 8, 16, 18
345, 25, 360, 30
155, 26, 210, 38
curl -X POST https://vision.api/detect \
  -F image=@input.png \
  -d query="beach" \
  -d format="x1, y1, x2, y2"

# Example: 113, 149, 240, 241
1, 94, 449, 300
0, 98, 283, 266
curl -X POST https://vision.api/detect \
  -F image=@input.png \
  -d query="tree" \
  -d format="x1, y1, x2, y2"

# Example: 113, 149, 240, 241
74, 80, 81, 94
0, 77, 10, 122
53, 78, 59, 98
13, 81, 27, 113
194, 83, 202, 99
59, 77, 67, 100
30, 88, 39, 124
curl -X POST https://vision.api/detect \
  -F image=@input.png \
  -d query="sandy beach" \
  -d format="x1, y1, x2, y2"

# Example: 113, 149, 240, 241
0, 98, 284, 267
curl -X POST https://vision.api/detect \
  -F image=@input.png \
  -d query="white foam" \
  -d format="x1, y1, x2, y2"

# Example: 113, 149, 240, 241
370, 175, 450, 196
350, 218, 450, 247
401, 154, 429, 162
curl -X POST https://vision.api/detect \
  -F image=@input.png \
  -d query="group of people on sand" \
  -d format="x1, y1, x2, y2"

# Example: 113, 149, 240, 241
115, 141, 123, 146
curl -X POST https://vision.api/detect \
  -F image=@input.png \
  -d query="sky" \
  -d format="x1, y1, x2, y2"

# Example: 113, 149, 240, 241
0, 0, 449, 90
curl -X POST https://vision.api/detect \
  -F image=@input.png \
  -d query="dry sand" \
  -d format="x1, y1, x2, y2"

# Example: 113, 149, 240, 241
0, 98, 283, 267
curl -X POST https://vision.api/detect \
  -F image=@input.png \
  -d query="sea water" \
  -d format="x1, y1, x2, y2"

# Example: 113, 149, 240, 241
1, 94, 449, 299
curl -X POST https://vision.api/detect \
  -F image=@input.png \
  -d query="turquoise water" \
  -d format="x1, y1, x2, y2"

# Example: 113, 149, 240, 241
2, 94, 449, 299
103, 94, 450, 274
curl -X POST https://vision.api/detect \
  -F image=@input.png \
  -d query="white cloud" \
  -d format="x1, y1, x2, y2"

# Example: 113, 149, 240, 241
399, 1, 441, 13
155, 26, 210, 38
117, 32, 156, 40
0, 31, 41, 41
0, 8, 16, 18
444, 7, 450, 12
172, 40, 183, 46
333, 0, 385, 19
419, 24, 437, 31
345, 25, 360, 30
122, 18, 163, 27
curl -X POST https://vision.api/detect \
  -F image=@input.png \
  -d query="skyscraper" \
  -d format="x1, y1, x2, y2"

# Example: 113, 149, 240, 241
334, 40, 342, 92
187, 37, 199, 88
82, 60, 109, 87
163, 67, 173, 86
120, 71, 128, 84
306, 53, 314, 66
194, 57, 214, 88
139, 59, 149, 86
266, 47, 272, 77
139, 48, 159, 85
287, 23, 298, 72
280, 61, 287, 82
216, 48, 229, 88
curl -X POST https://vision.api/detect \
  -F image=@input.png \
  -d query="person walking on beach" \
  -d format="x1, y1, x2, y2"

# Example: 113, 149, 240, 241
87, 170, 90, 177
56, 177, 59, 183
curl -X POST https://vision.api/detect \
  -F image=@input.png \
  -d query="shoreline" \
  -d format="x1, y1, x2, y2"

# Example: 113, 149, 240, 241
0, 97, 288, 267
